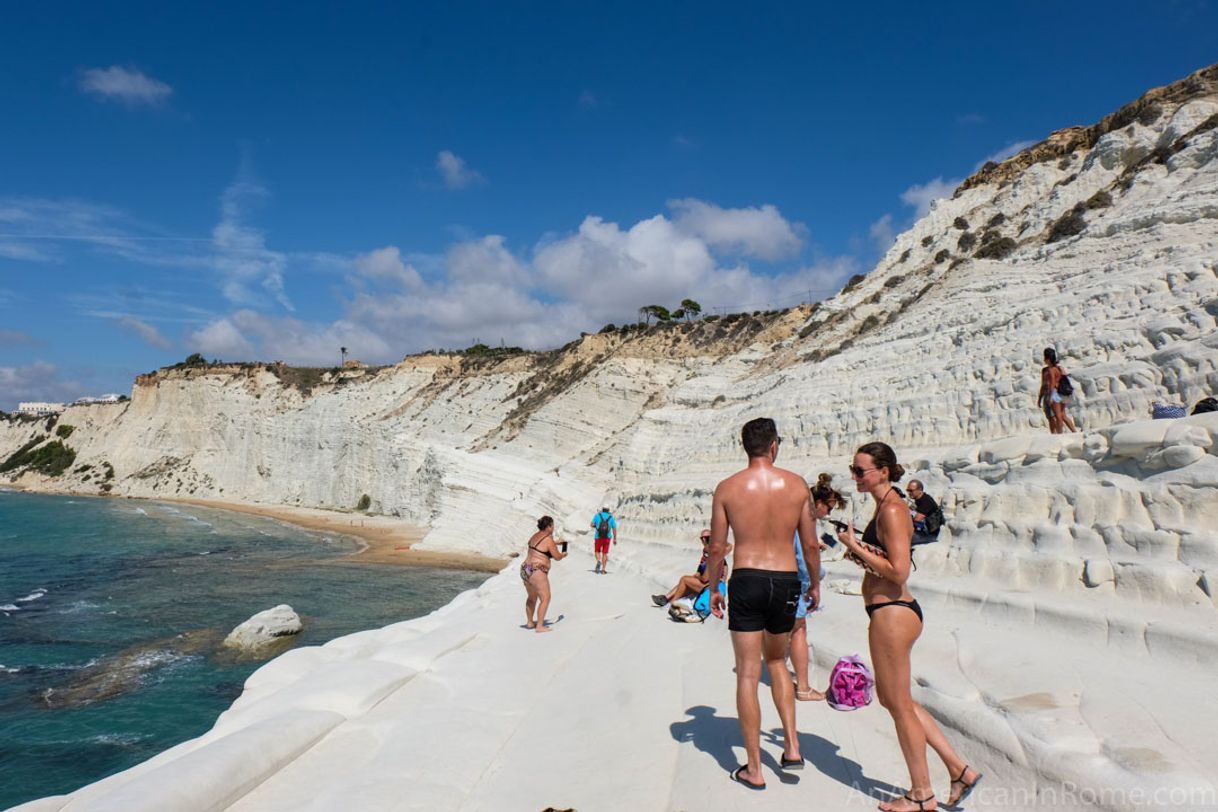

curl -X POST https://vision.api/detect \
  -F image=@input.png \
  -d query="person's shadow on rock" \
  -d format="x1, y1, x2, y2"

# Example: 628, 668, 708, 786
670, 705, 738, 772
669, 705, 797, 783
761, 726, 902, 799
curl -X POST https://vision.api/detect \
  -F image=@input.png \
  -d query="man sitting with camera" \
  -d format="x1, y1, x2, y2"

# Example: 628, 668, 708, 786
908, 480, 943, 546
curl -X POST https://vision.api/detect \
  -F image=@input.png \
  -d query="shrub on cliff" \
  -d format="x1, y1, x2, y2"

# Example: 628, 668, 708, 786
1, 436, 47, 472
841, 273, 867, 294
974, 236, 1017, 260
1083, 190, 1112, 210
0, 437, 76, 476
1046, 208, 1087, 242
356, 494, 371, 511
176, 353, 210, 368
56, 424, 75, 439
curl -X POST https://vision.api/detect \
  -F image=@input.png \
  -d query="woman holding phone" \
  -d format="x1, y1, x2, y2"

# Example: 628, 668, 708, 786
838, 443, 980, 811
522, 515, 566, 633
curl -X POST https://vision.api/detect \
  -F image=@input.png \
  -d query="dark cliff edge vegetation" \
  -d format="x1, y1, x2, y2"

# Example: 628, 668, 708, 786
0, 436, 77, 477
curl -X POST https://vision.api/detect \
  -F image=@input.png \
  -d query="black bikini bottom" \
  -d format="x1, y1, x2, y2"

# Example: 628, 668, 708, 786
864, 599, 923, 623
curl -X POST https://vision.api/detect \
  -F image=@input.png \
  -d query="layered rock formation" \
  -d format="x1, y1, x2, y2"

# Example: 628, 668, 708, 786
6, 64, 1218, 810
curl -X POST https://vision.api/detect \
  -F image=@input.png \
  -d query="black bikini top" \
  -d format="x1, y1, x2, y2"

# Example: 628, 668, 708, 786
863, 488, 911, 561
862, 516, 885, 551
529, 540, 554, 560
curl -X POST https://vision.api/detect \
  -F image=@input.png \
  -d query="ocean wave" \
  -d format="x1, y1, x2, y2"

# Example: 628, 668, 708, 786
0, 588, 49, 612
86, 732, 152, 747
128, 649, 183, 670
132, 507, 148, 516
0, 664, 20, 674
57, 600, 101, 615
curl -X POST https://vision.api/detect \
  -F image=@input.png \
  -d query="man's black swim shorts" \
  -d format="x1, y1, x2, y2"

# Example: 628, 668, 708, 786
727, 568, 801, 634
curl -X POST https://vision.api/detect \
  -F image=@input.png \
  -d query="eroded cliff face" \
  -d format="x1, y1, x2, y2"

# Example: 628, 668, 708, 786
4, 65, 1218, 607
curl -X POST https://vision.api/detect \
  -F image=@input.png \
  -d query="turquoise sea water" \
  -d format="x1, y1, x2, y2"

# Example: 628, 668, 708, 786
0, 490, 488, 809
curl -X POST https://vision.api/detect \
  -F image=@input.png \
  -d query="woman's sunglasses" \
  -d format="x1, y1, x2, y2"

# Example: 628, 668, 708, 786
849, 465, 879, 478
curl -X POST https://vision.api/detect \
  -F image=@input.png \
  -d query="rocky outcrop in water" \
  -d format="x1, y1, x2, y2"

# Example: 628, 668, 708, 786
223, 605, 303, 654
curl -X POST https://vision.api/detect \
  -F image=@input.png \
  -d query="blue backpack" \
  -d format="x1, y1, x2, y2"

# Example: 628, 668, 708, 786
692, 581, 727, 620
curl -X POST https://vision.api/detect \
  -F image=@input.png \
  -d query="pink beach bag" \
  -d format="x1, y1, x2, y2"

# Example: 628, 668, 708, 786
826, 655, 874, 711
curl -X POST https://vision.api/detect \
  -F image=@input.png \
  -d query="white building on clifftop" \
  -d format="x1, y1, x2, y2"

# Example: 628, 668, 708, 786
16, 402, 65, 415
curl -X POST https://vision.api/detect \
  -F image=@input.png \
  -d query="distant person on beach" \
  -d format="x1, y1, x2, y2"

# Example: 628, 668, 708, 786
590, 506, 617, 574
652, 529, 731, 607
1037, 347, 1077, 434
789, 473, 842, 702
522, 515, 566, 633
837, 442, 980, 811
703, 417, 820, 790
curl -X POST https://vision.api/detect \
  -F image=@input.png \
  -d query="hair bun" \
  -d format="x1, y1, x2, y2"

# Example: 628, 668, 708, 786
817, 472, 833, 486
890, 463, 906, 481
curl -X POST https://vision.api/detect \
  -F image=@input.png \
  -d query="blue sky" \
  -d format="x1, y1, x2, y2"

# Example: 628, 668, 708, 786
2, 1, 1216, 409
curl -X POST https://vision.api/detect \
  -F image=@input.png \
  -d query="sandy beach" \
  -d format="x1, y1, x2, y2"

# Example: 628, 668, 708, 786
161, 498, 508, 573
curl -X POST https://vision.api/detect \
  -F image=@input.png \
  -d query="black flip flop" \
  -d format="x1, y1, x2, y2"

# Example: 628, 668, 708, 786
780, 755, 805, 770
950, 765, 983, 806
730, 765, 765, 790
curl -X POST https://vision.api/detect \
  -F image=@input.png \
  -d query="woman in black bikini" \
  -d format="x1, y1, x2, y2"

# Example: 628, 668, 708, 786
838, 442, 980, 812
522, 515, 566, 633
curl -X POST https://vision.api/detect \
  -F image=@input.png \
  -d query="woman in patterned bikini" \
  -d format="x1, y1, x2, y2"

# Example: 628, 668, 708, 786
522, 515, 566, 633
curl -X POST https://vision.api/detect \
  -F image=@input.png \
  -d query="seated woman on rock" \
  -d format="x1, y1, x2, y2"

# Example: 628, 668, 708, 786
838, 442, 981, 812
522, 515, 566, 633
652, 529, 729, 607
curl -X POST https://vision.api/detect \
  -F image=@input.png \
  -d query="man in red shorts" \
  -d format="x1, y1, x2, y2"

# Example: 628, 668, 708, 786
590, 506, 617, 574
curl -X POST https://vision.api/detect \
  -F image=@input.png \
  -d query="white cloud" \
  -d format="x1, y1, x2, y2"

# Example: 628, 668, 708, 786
187, 310, 391, 366
974, 139, 1037, 170
212, 170, 291, 310
446, 235, 529, 286
436, 150, 484, 189
900, 177, 961, 219
0, 362, 84, 409
534, 214, 716, 317
196, 199, 856, 365
114, 316, 174, 350
868, 214, 896, 252
10, 190, 851, 365
350, 246, 423, 291
0, 329, 39, 346
185, 318, 255, 360
669, 198, 805, 261
79, 66, 172, 106
0, 241, 52, 262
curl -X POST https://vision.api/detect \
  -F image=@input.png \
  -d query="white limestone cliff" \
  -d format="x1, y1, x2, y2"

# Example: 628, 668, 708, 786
6, 64, 1218, 811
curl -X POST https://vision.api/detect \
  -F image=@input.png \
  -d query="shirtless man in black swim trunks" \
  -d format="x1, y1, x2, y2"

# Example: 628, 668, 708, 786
704, 417, 820, 790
